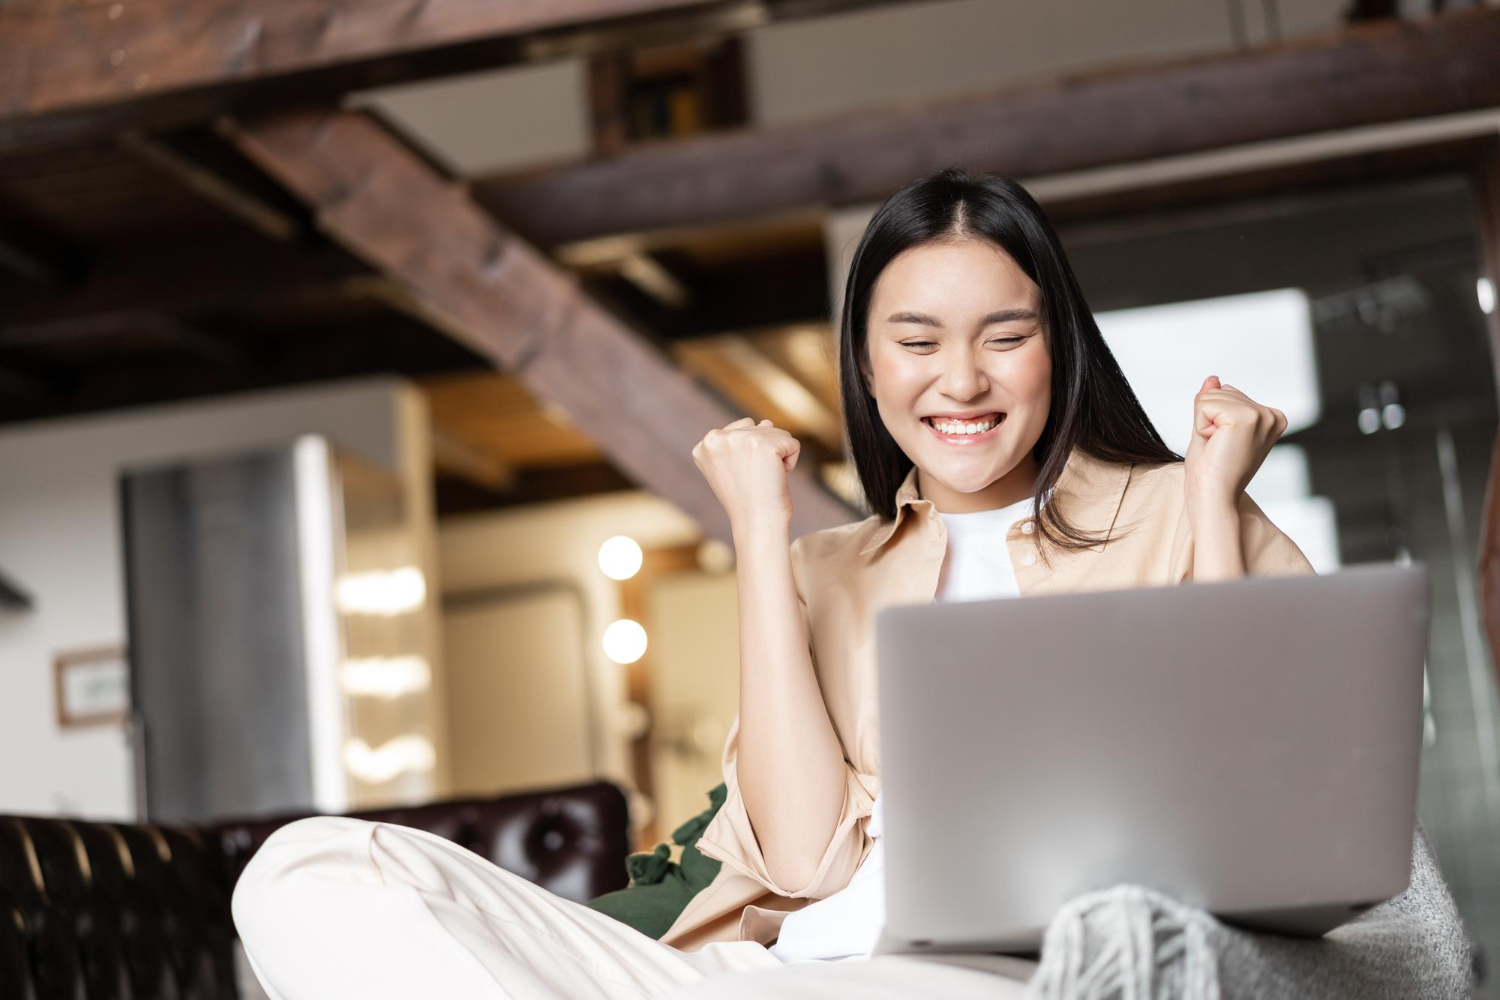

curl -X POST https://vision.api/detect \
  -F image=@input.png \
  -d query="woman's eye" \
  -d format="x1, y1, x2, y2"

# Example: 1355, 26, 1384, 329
899, 336, 1024, 349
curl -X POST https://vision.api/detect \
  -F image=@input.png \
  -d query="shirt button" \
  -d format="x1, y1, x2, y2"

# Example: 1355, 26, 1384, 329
1021, 552, 1037, 567
1021, 520, 1034, 535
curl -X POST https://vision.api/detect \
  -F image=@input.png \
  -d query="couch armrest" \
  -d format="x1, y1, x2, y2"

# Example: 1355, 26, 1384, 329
209, 779, 631, 905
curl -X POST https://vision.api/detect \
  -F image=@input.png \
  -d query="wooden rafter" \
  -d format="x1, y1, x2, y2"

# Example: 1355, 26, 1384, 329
673, 333, 842, 452
224, 106, 858, 542
117, 128, 303, 241
0, 0, 921, 150
1, 245, 366, 329
0, 311, 239, 363
422, 372, 603, 470
0, 361, 52, 401
0, 229, 72, 285
475, 7, 1500, 247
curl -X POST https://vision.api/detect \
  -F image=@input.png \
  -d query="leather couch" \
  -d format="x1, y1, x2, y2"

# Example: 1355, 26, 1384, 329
0, 780, 630, 1000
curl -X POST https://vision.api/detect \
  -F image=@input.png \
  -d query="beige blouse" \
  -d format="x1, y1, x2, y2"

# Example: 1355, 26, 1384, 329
659, 446, 1316, 951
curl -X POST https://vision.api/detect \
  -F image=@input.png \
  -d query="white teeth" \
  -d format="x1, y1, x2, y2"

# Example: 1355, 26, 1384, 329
929, 416, 998, 435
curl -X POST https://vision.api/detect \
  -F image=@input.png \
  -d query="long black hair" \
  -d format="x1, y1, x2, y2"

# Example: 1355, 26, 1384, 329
837, 166, 1179, 552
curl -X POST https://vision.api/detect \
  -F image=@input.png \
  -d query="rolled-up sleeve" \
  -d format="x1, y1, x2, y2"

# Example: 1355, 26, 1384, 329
694, 714, 878, 899
691, 532, 879, 900
1239, 492, 1315, 577
1171, 490, 1316, 581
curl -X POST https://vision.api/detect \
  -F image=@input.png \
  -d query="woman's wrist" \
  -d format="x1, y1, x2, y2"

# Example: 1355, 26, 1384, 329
731, 514, 791, 552
1185, 490, 1238, 528
1190, 498, 1246, 582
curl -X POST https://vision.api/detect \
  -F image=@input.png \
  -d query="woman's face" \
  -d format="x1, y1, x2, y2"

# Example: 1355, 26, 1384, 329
860, 239, 1052, 512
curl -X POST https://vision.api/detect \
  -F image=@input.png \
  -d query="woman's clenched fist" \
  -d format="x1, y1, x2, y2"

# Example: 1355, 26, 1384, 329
692, 417, 802, 534
1184, 375, 1286, 512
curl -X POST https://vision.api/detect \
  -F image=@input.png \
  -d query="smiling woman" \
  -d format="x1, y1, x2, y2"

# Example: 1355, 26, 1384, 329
860, 240, 1053, 513
839, 169, 1180, 537
669, 165, 1312, 972
232, 167, 1326, 1000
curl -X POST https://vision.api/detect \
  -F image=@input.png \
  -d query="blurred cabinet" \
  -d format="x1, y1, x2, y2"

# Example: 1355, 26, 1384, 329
121, 435, 440, 822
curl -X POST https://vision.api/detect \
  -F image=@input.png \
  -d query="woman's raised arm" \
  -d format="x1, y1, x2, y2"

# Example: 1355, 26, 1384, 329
692, 418, 848, 893
1184, 376, 1288, 582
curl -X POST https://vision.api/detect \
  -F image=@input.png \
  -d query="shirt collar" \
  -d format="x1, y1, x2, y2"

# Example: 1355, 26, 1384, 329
857, 447, 1133, 559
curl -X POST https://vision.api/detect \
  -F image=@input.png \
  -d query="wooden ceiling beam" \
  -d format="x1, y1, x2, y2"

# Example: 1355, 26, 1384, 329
0, 0, 921, 152
0, 219, 78, 286
117, 128, 305, 241
475, 7, 1500, 247
0, 311, 245, 366
1, 245, 367, 329
435, 459, 638, 515
0, 237, 64, 285
224, 106, 858, 542
0, 328, 481, 424
140, 316, 249, 367
674, 333, 842, 452
0, 361, 55, 401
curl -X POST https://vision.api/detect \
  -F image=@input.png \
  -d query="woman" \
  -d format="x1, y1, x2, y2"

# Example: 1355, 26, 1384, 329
231, 168, 1310, 1000
657, 168, 1311, 976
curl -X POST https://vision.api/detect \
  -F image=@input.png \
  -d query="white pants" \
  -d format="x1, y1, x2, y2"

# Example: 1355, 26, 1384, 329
231, 816, 1036, 1000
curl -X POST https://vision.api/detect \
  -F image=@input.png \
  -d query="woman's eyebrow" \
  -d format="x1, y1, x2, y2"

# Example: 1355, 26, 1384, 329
886, 309, 1038, 327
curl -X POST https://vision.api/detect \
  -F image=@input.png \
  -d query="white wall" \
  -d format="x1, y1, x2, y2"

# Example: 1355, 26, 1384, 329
0, 377, 445, 819
644, 569, 741, 843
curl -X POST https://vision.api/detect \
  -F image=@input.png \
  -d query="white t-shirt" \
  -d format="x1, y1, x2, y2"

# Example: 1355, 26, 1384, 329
766, 493, 1039, 963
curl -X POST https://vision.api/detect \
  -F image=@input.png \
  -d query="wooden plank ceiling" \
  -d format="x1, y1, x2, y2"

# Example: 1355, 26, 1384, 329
3, 4, 1497, 518
0, 121, 853, 519
473, 7, 1500, 247
222, 106, 855, 539
0, 0, 924, 150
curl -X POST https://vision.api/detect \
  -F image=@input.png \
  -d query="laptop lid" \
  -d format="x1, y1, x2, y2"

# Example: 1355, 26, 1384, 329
874, 563, 1430, 953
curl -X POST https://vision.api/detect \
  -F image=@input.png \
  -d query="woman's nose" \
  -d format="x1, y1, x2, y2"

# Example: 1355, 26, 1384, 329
939, 350, 988, 399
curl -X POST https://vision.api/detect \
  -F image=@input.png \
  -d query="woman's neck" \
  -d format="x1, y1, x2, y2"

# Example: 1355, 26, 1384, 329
917, 455, 1040, 514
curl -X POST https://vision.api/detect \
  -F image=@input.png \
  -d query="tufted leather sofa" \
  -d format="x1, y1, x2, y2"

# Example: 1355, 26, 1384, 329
0, 779, 630, 1000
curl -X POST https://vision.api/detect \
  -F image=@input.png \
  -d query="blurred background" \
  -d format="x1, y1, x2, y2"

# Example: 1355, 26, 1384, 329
4, 0, 1500, 991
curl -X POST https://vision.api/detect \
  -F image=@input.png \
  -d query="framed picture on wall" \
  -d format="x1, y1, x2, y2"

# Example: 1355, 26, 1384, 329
54, 645, 130, 728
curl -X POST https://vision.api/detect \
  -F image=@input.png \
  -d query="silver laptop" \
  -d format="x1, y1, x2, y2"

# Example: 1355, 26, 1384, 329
873, 563, 1430, 954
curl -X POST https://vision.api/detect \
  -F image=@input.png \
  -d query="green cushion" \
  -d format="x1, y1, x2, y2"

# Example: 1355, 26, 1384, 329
585, 782, 727, 939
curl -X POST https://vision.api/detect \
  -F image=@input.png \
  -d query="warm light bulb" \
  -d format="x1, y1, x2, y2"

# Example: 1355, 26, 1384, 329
343, 735, 436, 783
598, 536, 643, 580
335, 566, 426, 616
603, 619, 648, 664
340, 656, 432, 698
1480, 277, 1496, 316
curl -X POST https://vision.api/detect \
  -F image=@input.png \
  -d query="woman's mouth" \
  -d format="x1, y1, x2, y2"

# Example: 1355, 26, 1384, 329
922, 413, 1004, 444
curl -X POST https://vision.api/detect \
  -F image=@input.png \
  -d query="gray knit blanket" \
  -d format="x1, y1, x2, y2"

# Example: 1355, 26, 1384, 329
1024, 826, 1472, 1000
